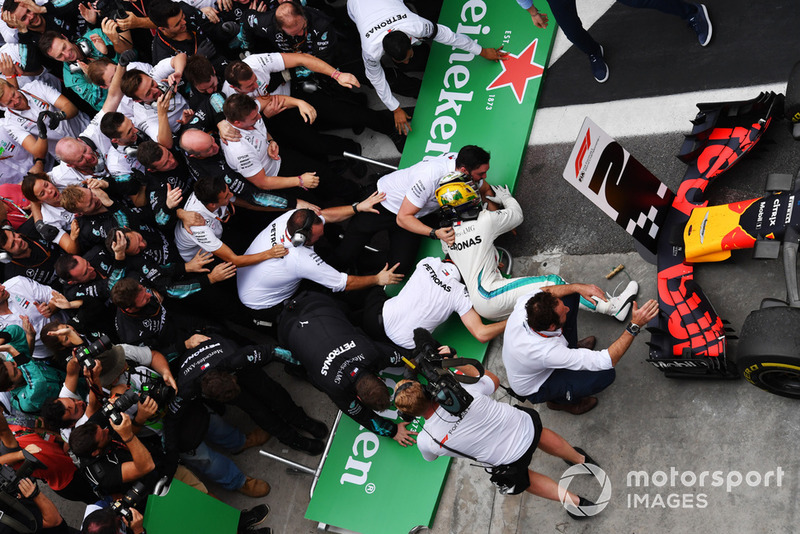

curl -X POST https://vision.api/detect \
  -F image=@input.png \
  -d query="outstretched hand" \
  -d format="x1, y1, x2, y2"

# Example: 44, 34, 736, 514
480, 46, 509, 62
631, 299, 659, 326
376, 263, 403, 286
393, 422, 418, 447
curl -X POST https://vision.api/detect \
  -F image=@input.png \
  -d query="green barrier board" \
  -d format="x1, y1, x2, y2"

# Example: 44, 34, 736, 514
305, 2, 556, 532
143, 479, 240, 533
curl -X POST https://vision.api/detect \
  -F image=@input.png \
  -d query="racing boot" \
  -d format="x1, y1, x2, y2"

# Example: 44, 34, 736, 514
582, 281, 638, 321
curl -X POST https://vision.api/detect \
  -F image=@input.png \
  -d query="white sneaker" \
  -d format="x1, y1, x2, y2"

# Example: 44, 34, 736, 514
593, 281, 638, 321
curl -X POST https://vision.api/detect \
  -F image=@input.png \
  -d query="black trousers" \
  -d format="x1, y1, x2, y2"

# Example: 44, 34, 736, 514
233, 369, 307, 442
330, 203, 422, 276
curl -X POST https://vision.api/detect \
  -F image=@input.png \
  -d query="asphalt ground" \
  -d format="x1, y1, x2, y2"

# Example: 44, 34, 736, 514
43, 0, 800, 532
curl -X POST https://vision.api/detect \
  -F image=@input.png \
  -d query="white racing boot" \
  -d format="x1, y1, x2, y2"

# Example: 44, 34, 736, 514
592, 281, 639, 321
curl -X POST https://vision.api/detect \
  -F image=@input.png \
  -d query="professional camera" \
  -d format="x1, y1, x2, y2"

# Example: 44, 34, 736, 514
94, 0, 129, 21
74, 334, 113, 371
140, 376, 175, 406
100, 389, 140, 425
400, 329, 485, 419
0, 451, 47, 496
110, 481, 148, 521
100, 376, 175, 425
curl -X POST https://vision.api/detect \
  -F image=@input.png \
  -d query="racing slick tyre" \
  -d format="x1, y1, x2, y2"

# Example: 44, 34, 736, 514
736, 306, 800, 399
785, 60, 800, 123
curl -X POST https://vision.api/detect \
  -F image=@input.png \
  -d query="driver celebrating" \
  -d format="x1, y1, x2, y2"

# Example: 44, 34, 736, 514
436, 177, 639, 321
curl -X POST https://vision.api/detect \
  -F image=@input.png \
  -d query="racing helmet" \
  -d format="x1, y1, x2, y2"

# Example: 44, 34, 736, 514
435, 171, 482, 220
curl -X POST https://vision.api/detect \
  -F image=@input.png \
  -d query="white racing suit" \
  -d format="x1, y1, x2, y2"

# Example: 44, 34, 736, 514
442, 187, 565, 321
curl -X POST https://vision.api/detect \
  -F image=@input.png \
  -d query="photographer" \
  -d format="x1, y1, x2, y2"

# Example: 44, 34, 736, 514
0, 477, 74, 534
0, 408, 96, 503
81, 507, 143, 534
68, 412, 164, 497
393, 360, 600, 519
277, 290, 417, 446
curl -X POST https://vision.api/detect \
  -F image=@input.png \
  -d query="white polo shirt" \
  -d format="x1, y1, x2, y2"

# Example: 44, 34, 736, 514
502, 290, 614, 396
222, 116, 280, 179
237, 210, 348, 309
382, 257, 472, 349
0, 80, 90, 156
174, 193, 231, 261
377, 152, 457, 215
221, 52, 290, 98
0, 123, 34, 184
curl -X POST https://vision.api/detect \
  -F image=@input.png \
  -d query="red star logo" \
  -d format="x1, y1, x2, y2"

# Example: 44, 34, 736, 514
486, 39, 545, 104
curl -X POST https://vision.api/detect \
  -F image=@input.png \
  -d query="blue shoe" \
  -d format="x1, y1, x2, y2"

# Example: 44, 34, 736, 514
687, 3, 712, 47
588, 45, 609, 84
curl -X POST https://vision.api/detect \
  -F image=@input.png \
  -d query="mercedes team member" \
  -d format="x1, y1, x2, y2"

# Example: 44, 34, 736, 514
332, 145, 497, 275
236, 193, 404, 322
437, 179, 638, 321
361, 256, 507, 349
277, 290, 417, 446
347, 0, 507, 135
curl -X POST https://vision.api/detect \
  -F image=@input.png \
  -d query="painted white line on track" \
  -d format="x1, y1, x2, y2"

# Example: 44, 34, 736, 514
530, 82, 787, 146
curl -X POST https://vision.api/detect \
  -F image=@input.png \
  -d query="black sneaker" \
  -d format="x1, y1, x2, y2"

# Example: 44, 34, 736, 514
283, 434, 325, 455
238, 504, 269, 532
295, 416, 328, 439
588, 45, 609, 83
687, 3, 712, 46
566, 496, 596, 520
564, 447, 600, 468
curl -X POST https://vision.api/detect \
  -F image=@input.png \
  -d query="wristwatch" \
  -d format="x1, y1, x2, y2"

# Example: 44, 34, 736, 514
626, 322, 641, 336
351, 202, 359, 214
429, 228, 438, 239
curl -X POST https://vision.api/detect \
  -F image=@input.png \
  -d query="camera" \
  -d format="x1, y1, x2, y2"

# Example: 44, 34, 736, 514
100, 388, 140, 425
0, 450, 47, 496
74, 334, 112, 371
94, 0, 129, 21
100, 376, 175, 425
400, 329, 484, 420
110, 481, 148, 521
140, 376, 175, 407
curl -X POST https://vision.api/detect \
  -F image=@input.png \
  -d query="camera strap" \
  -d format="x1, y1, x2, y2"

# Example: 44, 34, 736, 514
0, 492, 37, 534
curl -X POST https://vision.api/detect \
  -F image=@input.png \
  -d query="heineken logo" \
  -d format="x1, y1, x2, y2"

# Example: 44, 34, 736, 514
486, 39, 545, 104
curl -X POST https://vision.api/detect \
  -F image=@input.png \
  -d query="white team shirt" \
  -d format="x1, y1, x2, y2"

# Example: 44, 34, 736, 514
377, 152, 457, 215
40, 202, 74, 244
347, 0, 481, 111
222, 117, 280, 179
383, 257, 472, 349
0, 81, 90, 156
502, 290, 614, 396
106, 143, 144, 182
0, 43, 61, 89
50, 109, 113, 188
221, 53, 290, 98
131, 58, 190, 138
174, 193, 230, 261
417, 375, 535, 466
237, 210, 348, 309
0, 123, 34, 184
0, 276, 68, 359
